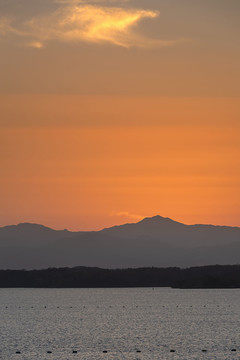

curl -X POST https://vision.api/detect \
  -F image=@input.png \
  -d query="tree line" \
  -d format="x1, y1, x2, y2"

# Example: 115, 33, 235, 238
0, 265, 240, 288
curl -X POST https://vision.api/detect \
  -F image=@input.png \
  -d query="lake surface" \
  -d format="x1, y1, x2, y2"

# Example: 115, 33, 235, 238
0, 288, 240, 360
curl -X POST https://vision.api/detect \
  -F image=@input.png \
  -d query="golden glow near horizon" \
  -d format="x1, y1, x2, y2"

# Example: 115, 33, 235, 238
0, 0, 239, 230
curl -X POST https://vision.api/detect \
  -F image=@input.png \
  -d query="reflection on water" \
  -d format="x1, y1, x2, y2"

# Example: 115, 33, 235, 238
0, 288, 240, 360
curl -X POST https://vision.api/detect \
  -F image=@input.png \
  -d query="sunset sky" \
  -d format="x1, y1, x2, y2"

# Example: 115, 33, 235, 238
1, 0, 239, 230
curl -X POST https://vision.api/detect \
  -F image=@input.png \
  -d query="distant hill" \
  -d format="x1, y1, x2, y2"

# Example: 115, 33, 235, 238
0, 216, 240, 269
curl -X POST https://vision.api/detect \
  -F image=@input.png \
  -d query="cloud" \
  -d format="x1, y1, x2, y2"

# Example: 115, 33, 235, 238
24, 4, 160, 48
26, 41, 44, 49
0, 17, 13, 36
109, 211, 144, 221
56, 0, 130, 3
0, 16, 30, 38
0, 2, 169, 48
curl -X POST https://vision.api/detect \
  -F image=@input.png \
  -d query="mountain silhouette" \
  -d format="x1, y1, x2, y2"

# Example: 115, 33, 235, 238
0, 216, 240, 269
101, 215, 185, 239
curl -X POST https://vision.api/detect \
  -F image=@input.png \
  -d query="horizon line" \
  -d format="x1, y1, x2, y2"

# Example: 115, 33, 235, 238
1, 215, 240, 232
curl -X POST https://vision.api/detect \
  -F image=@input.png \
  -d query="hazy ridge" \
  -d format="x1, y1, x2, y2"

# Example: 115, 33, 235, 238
0, 216, 240, 270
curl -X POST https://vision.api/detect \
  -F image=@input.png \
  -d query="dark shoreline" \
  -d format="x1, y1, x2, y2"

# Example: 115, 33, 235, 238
0, 264, 240, 289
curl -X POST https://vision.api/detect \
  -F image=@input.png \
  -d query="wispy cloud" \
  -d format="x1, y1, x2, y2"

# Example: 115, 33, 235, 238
109, 211, 144, 221
0, 16, 29, 38
56, 0, 130, 4
0, 17, 13, 36
25, 4, 159, 48
0, 2, 174, 49
26, 41, 44, 49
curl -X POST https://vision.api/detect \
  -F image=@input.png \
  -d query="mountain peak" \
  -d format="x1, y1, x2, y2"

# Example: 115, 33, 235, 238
0, 222, 58, 234
13, 223, 55, 231
16, 222, 49, 228
101, 215, 185, 238
138, 215, 184, 226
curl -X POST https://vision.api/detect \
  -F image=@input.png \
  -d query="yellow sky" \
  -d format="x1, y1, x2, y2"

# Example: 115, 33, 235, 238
0, 0, 239, 229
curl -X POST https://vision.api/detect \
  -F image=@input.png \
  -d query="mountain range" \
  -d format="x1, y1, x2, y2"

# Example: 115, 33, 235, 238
0, 215, 240, 269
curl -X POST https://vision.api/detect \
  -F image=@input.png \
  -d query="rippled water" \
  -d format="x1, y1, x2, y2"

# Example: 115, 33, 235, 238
0, 288, 240, 360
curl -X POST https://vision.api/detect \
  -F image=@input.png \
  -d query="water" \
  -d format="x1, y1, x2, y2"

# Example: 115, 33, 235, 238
0, 288, 240, 360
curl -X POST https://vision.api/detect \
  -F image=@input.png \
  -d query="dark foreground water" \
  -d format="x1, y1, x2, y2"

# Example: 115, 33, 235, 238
0, 288, 240, 360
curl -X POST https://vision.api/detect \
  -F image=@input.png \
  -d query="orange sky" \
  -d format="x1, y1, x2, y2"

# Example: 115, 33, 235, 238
1, 96, 239, 230
0, 0, 239, 230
